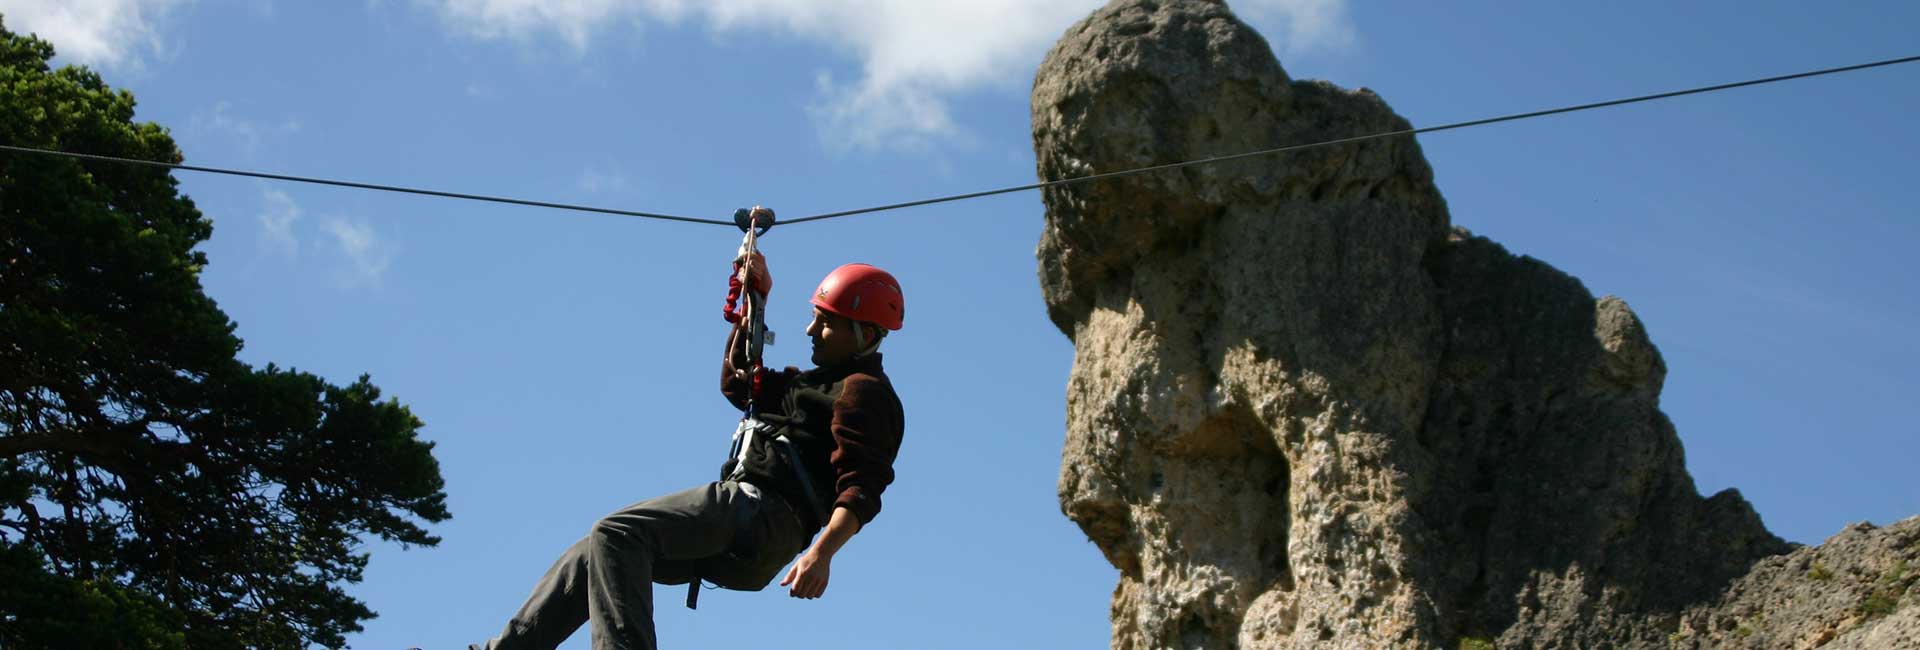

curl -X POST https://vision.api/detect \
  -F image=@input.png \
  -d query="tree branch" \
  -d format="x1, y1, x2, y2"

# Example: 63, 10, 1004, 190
0, 421, 164, 481
0, 431, 112, 460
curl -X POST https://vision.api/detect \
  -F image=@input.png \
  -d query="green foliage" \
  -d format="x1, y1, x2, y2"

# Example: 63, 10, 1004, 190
1860, 592, 1899, 618
0, 17, 449, 649
1809, 560, 1832, 581
0, 544, 187, 649
1858, 559, 1911, 619
1457, 637, 1496, 650
1734, 622, 1754, 638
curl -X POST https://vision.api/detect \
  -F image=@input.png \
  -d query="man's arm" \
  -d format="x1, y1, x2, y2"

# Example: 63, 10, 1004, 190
720, 324, 795, 413
779, 506, 861, 599
825, 375, 899, 524
720, 324, 752, 409
780, 374, 902, 599
719, 247, 774, 409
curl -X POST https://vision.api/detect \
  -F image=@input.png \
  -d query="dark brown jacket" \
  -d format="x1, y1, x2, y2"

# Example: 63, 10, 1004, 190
721, 330, 904, 530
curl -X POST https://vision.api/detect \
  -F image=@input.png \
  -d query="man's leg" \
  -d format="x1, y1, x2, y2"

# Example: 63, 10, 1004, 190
582, 483, 745, 650
475, 539, 594, 650
476, 483, 751, 650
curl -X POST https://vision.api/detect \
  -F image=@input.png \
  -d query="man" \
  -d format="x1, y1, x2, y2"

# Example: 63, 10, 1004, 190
473, 260, 907, 650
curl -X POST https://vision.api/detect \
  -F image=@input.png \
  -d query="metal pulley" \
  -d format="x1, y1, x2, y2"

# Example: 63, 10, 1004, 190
733, 206, 775, 235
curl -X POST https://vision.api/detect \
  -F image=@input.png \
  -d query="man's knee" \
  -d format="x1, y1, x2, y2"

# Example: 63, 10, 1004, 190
589, 514, 656, 553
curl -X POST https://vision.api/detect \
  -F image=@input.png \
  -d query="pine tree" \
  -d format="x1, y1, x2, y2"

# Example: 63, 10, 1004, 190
0, 18, 449, 649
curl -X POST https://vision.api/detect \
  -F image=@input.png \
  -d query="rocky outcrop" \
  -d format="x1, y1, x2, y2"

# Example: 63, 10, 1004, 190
1031, 1, 1916, 647
1670, 519, 1919, 649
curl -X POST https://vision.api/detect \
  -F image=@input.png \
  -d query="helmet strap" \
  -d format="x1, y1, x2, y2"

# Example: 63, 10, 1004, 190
851, 322, 884, 358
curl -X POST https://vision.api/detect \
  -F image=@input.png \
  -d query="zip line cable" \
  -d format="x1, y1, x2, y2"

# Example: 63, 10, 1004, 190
0, 144, 730, 226
783, 54, 1920, 225
1, 54, 1914, 229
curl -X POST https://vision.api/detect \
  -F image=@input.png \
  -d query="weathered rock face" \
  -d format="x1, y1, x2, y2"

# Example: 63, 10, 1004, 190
1669, 519, 1919, 649
1032, 1, 1916, 648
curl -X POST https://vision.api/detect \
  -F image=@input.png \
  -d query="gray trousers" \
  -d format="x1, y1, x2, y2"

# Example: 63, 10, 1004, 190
479, 481, 810, 650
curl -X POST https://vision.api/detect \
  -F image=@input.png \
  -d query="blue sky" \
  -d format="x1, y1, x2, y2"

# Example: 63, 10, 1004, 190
5, 1, 1916, 648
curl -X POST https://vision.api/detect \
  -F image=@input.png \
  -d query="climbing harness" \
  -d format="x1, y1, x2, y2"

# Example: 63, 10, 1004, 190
692, 206, 831, 610
692, 206, 776, 610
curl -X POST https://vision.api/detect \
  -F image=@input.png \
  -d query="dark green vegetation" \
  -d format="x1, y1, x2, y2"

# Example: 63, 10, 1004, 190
0, 18, 449, 649
1808, 560, 1833, 581
1858, 559, 1911, 619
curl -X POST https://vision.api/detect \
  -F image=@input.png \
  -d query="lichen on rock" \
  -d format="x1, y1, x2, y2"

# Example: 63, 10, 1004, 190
1032, 1, 1914, 647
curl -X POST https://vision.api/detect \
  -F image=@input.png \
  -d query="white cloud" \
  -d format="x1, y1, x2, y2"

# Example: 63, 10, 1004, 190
1238, 0, 1356, 56
0, 0, 186, 70
421, 0, 1355, 151
576, 165, 631, 193
254, 191, 395, 288
323, 217, 397, 288
191, 101, 303, 158
258, 188, 302, 258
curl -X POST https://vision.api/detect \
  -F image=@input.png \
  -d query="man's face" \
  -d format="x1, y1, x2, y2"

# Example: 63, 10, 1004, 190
806, 307, 865, 367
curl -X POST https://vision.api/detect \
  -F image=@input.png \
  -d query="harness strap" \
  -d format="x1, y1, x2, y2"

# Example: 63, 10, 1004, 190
727, 418, 828, 526
774, 434, 831, 527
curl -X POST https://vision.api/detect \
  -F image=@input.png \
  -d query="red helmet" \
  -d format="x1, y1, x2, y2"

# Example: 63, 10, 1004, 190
811, 263, 904, 331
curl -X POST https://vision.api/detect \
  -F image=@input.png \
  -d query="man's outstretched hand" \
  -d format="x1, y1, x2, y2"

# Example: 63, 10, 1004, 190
780, 551, 830, 599
783, 506, 862, 600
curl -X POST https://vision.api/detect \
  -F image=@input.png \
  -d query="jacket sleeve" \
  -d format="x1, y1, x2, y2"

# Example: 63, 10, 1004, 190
720, 325, 792, 412
828, 374, 903, 525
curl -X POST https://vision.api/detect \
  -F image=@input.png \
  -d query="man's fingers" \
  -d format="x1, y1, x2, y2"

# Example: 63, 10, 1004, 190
779, 565, 796, 587
789, 575, 816, 599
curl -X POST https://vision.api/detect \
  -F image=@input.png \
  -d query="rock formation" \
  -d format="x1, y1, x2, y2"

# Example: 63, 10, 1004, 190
1031, 1, 1917, 647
